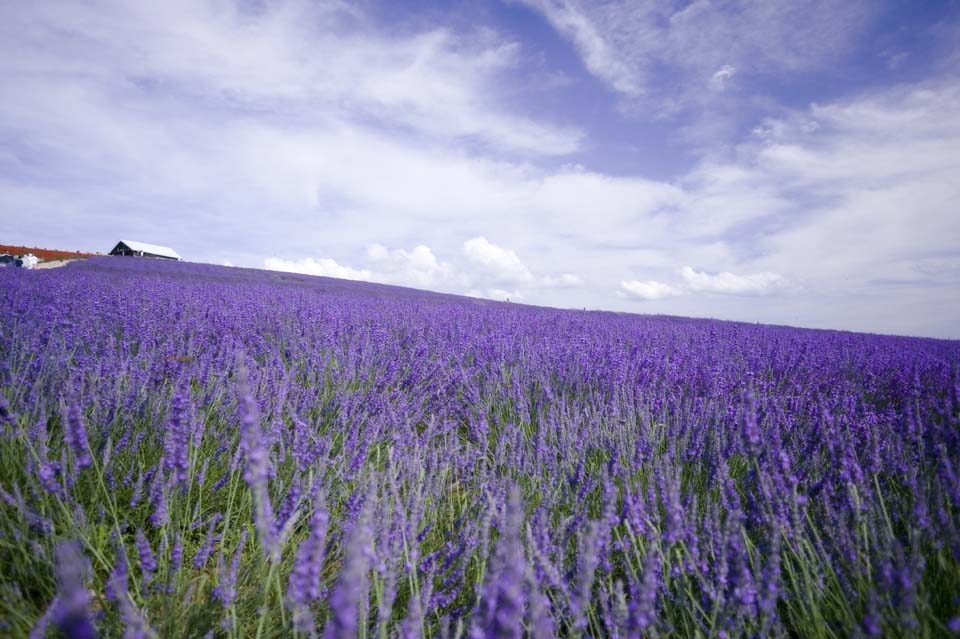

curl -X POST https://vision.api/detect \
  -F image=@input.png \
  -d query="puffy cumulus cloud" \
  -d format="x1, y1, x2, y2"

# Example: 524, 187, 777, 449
466, 288, 524, 302
266, 238, 583, 302
264, 257, 373, 281
679, 266, 788, 294
265, 245, 456, 289
619, 280, 683, 300
462, 236, 535, 285
620, 266, 788, 301
364, 244, 456, 289
541, 273, 584, 288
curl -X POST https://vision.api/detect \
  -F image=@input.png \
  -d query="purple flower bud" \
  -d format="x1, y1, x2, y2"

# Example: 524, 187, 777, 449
628, 548, 660, 634
147, 471, 169, 528
193, 514, 222, 571
105, 547, 129, 604
287, 489, 330, 636
36, 540, 98, 639
136, 529, 157, 590
162, 382, 192, 485
213, 530, 248, 611
0, 394, 16, 434
947, 616, 960, 634
742, 390, 762, 456
63, 399, 92, 470
168, 533, 184, 591
471, 486, 526, 639
235, 357, 279, 562
324, 495, 373, 639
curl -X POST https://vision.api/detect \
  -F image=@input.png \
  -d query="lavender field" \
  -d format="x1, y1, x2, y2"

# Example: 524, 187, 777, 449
1, 257, 959, 638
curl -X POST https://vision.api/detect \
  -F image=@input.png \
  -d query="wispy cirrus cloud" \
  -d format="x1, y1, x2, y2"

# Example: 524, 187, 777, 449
516, 0, 868, 104
0, 1, 582, 157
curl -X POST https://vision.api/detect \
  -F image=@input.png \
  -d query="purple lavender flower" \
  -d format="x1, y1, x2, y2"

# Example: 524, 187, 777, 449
106, 546, 129, 604
4, 249, 960, 638
471, 486, 526, 639
213, 530, 248, 612
168, 532, 184, 592
136, 529, 157, 590
129, 469, 145, 508
193, 514, 222, 571
106, 546, 158, 639
63, 398, 92, 470
947, 616, 960, 634
742, 390, 762, 457
235, 357, 279, 562
526, 566, 556, 639
34, 541, 98, 639
292, 414, 319, 472
324, 496, 373, 639
287, 489, 330, 636
162, 382, 191, 485
628, 547, 660, 634
147, 471, 168, 528
0, 393, 16, 433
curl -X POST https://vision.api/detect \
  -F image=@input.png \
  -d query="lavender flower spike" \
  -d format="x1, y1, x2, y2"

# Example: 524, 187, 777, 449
36, 540, 98, 639
235, 355, 279, 563
324, 495, 373, 639
287, 489, 331, 637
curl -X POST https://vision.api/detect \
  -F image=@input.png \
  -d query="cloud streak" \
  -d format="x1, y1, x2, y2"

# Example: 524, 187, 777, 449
0, 1, 582, 156
517, 0, 868, 103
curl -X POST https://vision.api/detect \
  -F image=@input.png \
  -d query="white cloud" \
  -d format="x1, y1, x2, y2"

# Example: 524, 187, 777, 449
2, 0, 959, 337
608, 80, 959, 336
466, 288, 524, 302
264, 256, 373, 281
710, 65, 737, 90
620, 280, 683, 300
517, 0, 867, 114
462, 236, 535, 285
265, 238, 582, 301
515, 0, 645, 96
542, 273, 583, 287
620, 266, 787, 301
365, 244, 456, 288
265, 245, 456, 289
679, 266, 787, 294
0, 1, 581, 157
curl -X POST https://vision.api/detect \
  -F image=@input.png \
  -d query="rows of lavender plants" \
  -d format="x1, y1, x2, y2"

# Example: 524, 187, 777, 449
1, 256, 958, 638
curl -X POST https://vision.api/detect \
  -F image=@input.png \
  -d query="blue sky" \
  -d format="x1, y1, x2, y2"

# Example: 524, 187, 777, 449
2, 0, 959, 338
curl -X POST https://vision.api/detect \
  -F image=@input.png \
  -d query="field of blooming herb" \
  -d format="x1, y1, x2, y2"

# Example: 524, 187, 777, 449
1, 257, 959, 639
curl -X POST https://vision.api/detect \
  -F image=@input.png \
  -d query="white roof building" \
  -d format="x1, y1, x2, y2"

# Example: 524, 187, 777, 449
109, 240, 182, 260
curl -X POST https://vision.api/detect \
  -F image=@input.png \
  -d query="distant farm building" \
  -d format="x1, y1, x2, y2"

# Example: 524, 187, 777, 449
109, 240, 182, 261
